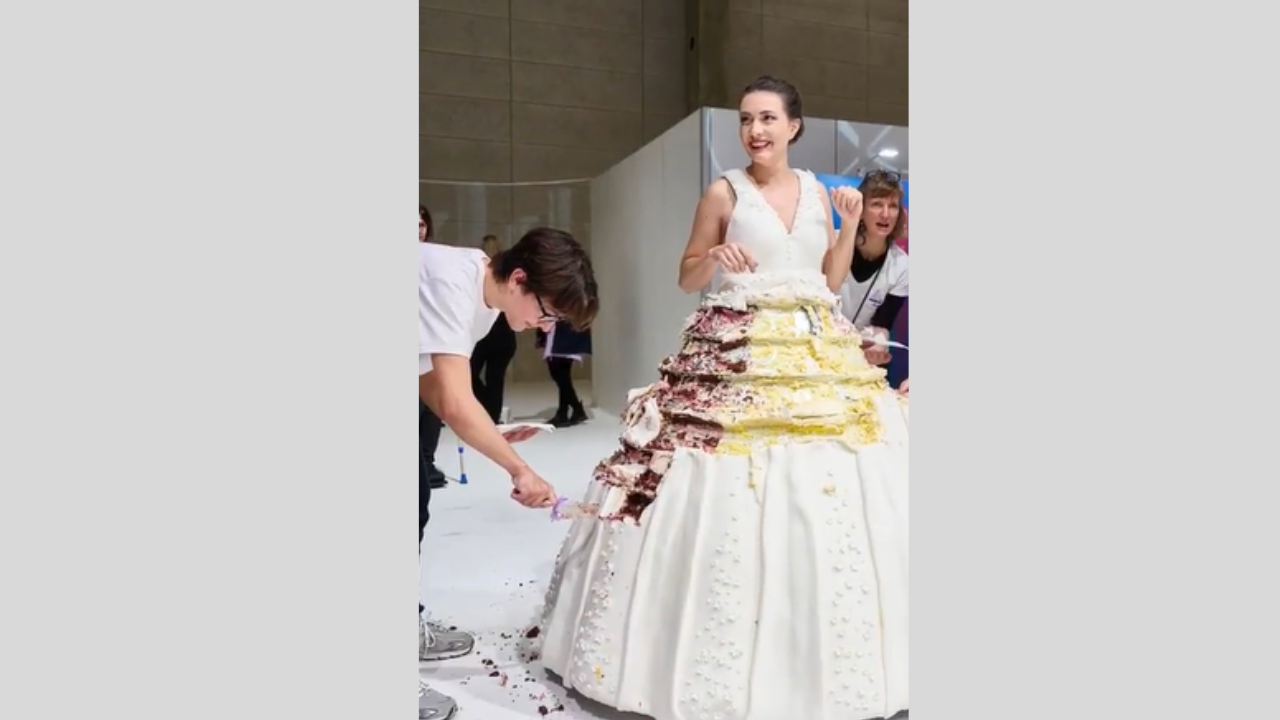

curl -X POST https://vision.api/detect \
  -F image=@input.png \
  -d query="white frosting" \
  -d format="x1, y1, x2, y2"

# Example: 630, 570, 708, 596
598, 484, 630, 520
787, 398, 847, 422
613, 463, 646, 484
707, 270, 838, 311
648, 451, 673, 474
621, 396, 662, 447
539, 432, 910, 720
626, 384, 655, 403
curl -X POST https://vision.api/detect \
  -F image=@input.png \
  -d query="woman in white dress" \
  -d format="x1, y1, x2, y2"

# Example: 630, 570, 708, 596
538, 76, 908, 720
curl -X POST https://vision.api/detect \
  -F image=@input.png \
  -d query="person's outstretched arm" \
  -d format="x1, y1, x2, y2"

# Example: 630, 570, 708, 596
419, 360, 554, 507
419, 272, 553, 506
420, 357, 525, 475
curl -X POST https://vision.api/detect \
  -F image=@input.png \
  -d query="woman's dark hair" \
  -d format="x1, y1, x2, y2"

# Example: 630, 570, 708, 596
741, 75, 804, 144
419, 204, 433, 242
492, 227, 599, 330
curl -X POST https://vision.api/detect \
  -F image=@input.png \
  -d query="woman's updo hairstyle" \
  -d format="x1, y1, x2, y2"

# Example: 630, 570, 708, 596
741, 75, 804, 145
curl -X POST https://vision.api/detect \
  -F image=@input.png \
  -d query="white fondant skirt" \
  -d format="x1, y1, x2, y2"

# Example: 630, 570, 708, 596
540, 391, 909, 720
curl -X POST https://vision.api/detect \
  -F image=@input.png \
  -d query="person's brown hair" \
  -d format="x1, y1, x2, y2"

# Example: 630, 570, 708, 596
741, 75, 805, 145
492, 227, 598, 330
419, 204, 434, 242
856, 172, 906, 243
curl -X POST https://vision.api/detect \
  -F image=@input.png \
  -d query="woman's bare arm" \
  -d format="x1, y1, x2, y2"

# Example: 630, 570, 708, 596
677, 179, 734, 293
820, 187, 859, 293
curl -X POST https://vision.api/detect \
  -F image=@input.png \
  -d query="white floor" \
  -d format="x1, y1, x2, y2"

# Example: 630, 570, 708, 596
420, 382, 650, 720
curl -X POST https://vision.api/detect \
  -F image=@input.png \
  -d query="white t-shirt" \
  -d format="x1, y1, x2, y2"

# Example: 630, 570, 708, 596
418, 244, 500, 376
837, 245, 910, 328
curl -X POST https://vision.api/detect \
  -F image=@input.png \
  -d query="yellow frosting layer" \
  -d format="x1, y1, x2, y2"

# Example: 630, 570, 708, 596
745, 305, 858, 341
665, 301, 892, 450
717, 411, 882, 455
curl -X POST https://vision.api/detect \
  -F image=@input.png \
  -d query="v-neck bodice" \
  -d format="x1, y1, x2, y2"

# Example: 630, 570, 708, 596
722, 168, 830, 283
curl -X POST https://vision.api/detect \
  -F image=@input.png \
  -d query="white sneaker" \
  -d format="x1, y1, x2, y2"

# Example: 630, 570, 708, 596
419, 680, 458, 719
419, 617, 475, 662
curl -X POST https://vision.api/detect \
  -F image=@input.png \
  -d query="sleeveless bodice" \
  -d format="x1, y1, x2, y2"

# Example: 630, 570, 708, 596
721, 168, 829, 280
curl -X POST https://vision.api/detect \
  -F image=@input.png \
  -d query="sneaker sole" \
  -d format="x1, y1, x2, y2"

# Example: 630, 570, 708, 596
419, 684, 459, 720
419, 704, 458, 720
419, 645, 474, 662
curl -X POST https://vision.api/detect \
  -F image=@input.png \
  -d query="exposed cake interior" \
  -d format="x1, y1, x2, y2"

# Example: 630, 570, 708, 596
593, 273, 892, 523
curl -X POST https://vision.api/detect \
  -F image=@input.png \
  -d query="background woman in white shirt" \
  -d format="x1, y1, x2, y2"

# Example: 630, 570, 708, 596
838, 170, 909, 368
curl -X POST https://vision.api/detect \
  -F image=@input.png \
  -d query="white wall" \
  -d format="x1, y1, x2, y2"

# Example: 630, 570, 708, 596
591, 110, 704, 414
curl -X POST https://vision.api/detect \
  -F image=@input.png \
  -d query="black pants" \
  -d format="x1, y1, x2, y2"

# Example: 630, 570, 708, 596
419, 400, 443, 615
418, 437, 432, 615
547, 357, 581, 411
470, 341, 515, 423
419, 400, 444, 478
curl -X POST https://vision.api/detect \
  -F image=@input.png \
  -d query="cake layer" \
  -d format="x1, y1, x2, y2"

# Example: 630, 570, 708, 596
705, 270, 839, 311
617, 377, 885, 445
592, 272, 898, 520
661, 337, 885, 382
683, 306, 755, 342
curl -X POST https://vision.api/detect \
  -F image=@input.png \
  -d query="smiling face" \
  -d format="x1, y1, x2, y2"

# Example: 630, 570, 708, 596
736, 76, 805, 166
738, 90, 799, 165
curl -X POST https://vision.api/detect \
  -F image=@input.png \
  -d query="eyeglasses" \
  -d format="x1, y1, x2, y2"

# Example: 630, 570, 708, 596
536, 295, 562, 322
859, 170, 902, 184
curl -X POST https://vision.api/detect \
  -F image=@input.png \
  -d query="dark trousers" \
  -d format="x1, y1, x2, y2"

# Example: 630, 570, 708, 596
419, 400, 441, 616
420, 400, 443, 478
887, 298, 909, 388
547, 357, 581, 411
470, 342, 515, 423
418, 438, 432, 615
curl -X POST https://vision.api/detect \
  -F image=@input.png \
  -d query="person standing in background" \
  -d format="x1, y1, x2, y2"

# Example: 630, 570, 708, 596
837, 170, 910, 368
468, 234, 518, 423
536, 320, 591, 427
888, 207, 909, 387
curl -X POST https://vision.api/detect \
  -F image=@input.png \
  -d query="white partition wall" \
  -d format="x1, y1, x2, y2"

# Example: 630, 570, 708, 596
591, 108, 908, 414
591, 111, 705, 414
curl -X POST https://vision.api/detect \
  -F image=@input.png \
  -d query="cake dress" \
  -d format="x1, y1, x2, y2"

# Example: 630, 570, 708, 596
538, 169, 909, 720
